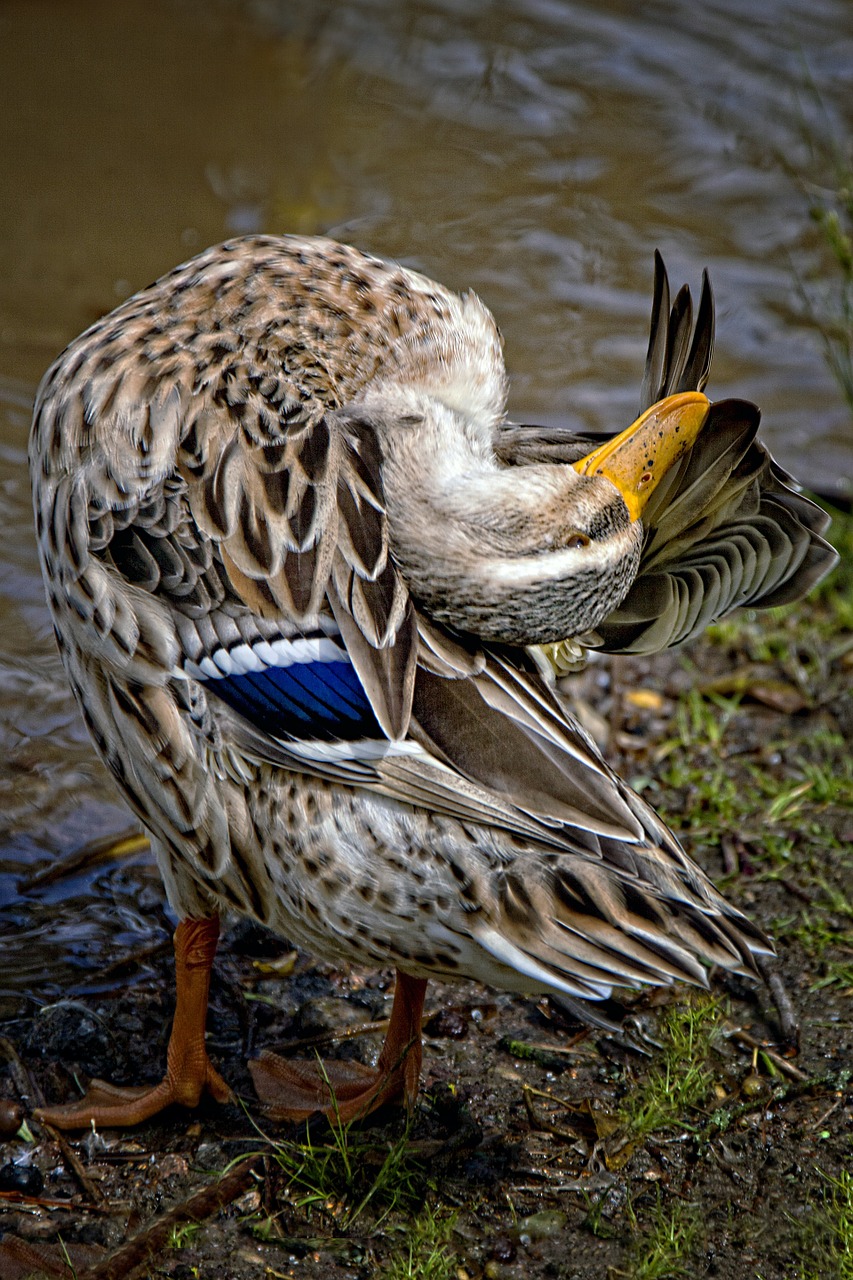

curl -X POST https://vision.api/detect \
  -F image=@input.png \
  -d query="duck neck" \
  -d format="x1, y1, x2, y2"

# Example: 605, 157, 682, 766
359, 390, 641, 646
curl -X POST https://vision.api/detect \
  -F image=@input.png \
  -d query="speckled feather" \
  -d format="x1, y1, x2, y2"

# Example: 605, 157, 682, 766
29, 236, 836, 1011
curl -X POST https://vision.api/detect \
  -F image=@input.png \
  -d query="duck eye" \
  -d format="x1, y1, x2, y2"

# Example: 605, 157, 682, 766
564, 532, 590, 550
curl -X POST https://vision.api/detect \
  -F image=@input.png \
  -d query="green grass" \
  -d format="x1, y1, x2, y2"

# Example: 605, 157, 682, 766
645, 512, 851, 932
56, 1239, 79, 1280
380, 1205, 459, 1280
792, 1168, 853, 1280
645, 510, 853, 990
243, 1110, 463, 1278
619, 996, 723, 1141
257, 1114, 428, 1229
167, 1221, 202, 1250
809, 957, 853, 993
627, 1196, 702, 1280
774, 878, 853, 990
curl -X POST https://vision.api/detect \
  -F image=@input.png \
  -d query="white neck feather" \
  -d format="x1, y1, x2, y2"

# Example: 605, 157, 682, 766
356, 391, 641, 646
361, 287, 508, 440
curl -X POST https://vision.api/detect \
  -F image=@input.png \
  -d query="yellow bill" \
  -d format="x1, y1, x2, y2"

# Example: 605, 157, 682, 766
573, 391, 710, 521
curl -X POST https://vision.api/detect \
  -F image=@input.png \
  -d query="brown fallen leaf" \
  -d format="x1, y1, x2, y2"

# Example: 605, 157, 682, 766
742, 679, 809, 713
0, 1236, 104, 1280
699, 666, 808, 713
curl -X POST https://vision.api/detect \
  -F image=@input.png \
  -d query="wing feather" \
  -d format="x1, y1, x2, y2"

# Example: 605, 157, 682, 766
176, 390, 417, 733
410, 655, 644, 841
31, 290, 421, 882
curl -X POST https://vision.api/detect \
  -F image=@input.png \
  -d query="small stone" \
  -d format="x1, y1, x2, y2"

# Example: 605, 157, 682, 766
0, 1161, 44, 1195
293, 996, 374, 1037
195, 1141, 225, 1170
517, 1209, 568, 1241
157, 1153, 189, 1179
741, 1073, 764, 1097
425, 1008, 469, 1040
0, 1098, 24, 1138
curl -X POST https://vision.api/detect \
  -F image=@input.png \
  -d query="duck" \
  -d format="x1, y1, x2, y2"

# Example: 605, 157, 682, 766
28, 237, 837, 1128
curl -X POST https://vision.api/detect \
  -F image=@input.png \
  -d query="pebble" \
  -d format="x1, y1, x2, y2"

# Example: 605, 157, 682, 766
292, 996, 374, 1037
517, 1210, 568, 1242
0, 1160, 44, 1196
0, 1098, 24, 1138
425, 1008, 469, 1040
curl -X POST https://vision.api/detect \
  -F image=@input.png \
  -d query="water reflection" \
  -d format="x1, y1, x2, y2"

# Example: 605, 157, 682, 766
0, 0, 850, 995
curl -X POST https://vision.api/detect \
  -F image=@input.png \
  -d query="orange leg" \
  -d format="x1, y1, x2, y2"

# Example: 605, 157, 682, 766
249, 970, 428, 1123
35, 917, 232, 1129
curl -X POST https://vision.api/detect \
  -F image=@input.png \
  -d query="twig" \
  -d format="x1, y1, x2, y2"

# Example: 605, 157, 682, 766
755, 957, 800, 1052
77, 1156, 261, 1280
522, 1085, 587, 1141
698, 1068, 851, 1142
778, 877, 815, 905
720, 835, 740, 876
727, 1028, 809, 1082
813, 1096, 843, 1130
271, 1007, 440, 1053
18, 827, 149, 891
273, 1018, 391, 1052
0, 1036, 36, 1105
0, 1190, 102, 1211
513, 1037, 590, 1055
0, 1235, 100, 1278
516, 1082, 577, 1110
40, 1122, 109, 1208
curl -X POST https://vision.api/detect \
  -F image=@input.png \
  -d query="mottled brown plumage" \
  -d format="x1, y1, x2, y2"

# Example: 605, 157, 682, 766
29, 237, 837, 1126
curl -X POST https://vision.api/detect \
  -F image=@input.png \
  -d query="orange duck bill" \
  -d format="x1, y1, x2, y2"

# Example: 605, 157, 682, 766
573, 391, 710, 521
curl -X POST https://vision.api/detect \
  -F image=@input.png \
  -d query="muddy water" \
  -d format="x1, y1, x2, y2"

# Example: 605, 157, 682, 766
0, 0, 851, 998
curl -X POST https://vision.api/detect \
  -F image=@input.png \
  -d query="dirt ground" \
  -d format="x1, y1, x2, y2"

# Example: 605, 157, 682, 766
0, 546, 851, 1280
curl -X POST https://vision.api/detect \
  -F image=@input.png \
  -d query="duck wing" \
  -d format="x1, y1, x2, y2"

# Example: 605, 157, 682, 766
214, 618, 770, 991
29, 239, 431, 884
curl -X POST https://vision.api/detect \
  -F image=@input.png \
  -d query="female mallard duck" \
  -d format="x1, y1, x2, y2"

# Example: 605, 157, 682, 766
29, 238, 836, 1128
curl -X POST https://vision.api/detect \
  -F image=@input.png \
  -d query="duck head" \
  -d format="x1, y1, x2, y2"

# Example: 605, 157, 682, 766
362, 388, 710, 646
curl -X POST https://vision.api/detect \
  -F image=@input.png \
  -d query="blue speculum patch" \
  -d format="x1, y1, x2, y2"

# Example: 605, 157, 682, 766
205, 659, 381, 741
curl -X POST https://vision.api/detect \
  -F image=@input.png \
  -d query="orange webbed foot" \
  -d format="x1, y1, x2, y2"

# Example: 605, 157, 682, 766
34, 1057, 232, 1130
249, 1051, 414, 1123
34, 916, 229, 1130
250, 971, 428, 1124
